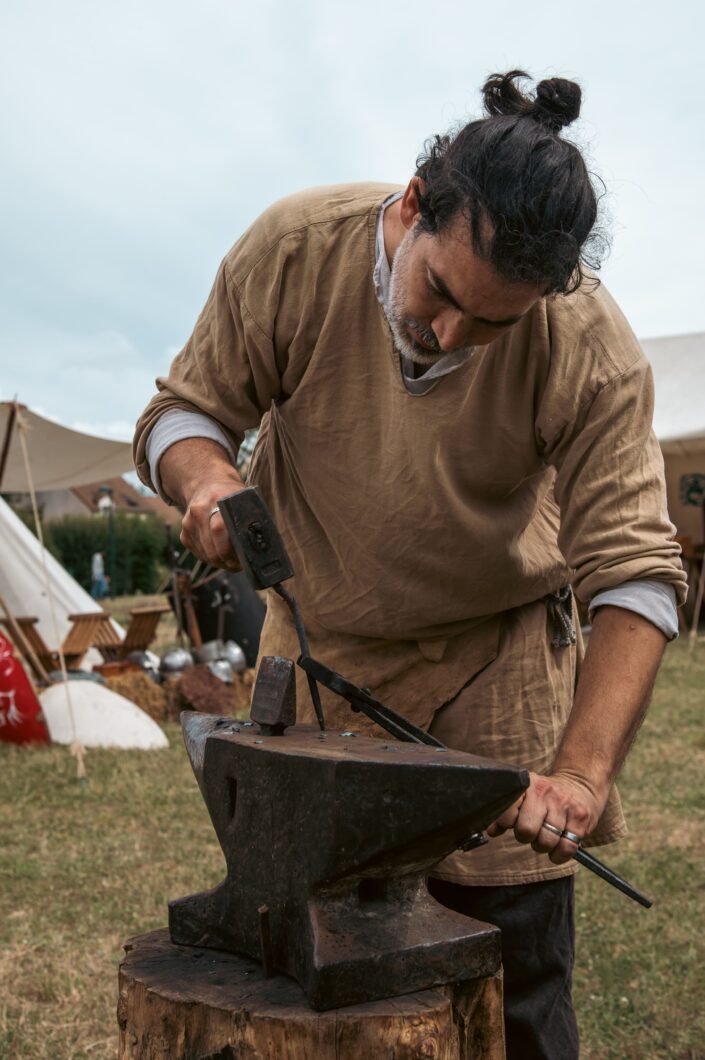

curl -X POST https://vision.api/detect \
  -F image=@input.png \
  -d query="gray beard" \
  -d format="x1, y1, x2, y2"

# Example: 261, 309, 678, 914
386, 231, 472, 366
387, 312, 445, 366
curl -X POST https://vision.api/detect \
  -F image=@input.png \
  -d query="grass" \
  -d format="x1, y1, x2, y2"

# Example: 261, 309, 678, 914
0, 643, 703, 1058
573, 641, 705, 1059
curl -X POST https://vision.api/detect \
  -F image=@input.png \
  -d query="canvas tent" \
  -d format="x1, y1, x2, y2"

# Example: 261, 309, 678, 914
0, 402, 134, 646
0, 402, 133, 492
644, 332, 705, 545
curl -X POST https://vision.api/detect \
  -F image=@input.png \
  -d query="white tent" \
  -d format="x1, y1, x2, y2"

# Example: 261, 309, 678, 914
0, 494, 107, 646
643, 332, 705, 545
644, 332, 705, 457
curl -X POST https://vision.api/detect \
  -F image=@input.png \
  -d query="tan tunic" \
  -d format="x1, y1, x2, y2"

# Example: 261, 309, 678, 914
134, 183, 686, 883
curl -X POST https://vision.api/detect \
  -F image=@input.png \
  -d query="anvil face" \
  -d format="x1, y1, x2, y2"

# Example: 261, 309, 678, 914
170, 711, 528, 1010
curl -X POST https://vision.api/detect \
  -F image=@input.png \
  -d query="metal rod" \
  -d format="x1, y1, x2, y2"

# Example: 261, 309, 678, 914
298, 654, 443, 747
273, 585, 325, 731
574, 848, 652, 908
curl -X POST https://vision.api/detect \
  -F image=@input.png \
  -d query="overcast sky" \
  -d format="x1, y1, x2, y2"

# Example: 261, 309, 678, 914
1, 0, 703, 440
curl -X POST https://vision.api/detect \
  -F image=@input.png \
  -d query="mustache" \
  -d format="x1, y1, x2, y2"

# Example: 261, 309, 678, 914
403, 318, 442, 355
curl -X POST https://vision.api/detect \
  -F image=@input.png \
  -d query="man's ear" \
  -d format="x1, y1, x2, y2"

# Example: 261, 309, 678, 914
399, 177, 425, 230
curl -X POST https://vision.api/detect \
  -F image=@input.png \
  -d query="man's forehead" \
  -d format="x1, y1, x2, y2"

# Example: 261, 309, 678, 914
420, 220, 542, 320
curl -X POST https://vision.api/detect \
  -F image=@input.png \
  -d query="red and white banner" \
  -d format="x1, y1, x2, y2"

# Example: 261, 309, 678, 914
0, 630, 49, 744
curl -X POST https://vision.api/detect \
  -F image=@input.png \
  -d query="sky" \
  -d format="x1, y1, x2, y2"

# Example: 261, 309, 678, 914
1, 0, 704, 441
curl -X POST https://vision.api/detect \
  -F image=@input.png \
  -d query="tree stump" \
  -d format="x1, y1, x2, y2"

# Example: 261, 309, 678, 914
118, 929, 505, 1059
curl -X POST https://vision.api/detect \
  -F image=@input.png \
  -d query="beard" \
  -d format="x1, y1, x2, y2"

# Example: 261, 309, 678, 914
387, 229, 473, 366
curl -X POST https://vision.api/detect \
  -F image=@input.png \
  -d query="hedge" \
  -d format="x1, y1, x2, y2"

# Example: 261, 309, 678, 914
42, 513, 173, 596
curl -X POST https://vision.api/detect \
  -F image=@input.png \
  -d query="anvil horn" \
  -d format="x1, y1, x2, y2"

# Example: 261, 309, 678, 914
181, 711, 227, 800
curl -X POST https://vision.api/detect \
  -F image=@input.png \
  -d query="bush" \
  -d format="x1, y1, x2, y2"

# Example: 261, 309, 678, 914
44, 514, 171, 596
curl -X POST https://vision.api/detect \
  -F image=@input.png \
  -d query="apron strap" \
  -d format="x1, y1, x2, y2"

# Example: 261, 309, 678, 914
544, 586, 577, 649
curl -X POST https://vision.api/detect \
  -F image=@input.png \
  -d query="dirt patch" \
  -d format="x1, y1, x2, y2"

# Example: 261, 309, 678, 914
164, 665, 254, 720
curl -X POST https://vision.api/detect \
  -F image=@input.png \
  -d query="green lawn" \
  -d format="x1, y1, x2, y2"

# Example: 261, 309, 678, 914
0, 643, 703, 1059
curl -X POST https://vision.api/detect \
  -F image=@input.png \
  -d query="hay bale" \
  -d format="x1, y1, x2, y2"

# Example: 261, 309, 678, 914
106, 672, 169, 721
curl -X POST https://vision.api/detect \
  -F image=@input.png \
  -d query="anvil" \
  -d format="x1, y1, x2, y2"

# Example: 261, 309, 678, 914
169, 661, 529, 1011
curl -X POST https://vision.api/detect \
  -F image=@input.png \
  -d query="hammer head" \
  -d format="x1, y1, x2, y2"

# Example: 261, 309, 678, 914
217, 487, 294, 590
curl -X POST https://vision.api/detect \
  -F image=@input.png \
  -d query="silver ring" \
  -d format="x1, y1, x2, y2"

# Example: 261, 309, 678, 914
208, 506, 221, 521
561, 829, 583, 846
541, 821, 564, 839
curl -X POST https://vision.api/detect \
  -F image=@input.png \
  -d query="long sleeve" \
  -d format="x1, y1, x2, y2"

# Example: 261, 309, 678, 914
133, 257, 284, 492
546, 355, 687, 606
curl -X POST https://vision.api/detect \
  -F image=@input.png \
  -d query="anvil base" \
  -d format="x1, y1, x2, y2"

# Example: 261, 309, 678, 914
170, 876, 500, 1011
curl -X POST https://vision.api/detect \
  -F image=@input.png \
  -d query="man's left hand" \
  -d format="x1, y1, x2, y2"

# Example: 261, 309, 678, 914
487, 606, 668, 864
486, 771, 605, 864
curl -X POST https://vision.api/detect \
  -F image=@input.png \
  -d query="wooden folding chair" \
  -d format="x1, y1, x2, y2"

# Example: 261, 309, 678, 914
62, 612, 115, 668
95, 604, 170, 661
92, 617, 124, 662
122, 605, 170, 654
1, 611, 114, 672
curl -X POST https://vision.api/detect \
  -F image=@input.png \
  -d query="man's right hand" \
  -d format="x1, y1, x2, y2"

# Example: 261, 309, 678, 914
159, 437, 246, 570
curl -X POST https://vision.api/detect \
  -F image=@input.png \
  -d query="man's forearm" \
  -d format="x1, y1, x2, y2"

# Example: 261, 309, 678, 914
552, 604, 667, 801
160, 437, 244, 509
159, 437, 246, 569
487, 604, 667, 863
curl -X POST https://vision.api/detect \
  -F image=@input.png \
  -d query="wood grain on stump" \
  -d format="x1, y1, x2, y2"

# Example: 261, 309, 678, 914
118, 929, 505, 1059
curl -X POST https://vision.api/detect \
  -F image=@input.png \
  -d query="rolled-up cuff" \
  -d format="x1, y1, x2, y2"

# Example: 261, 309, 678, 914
145, 410, 236, 504
589, 579, 679, 640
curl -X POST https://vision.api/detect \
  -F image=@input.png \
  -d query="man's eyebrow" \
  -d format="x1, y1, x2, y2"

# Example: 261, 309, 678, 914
474, 312, 525, 328
428, 267, 465, 312
428, 266, 525, 328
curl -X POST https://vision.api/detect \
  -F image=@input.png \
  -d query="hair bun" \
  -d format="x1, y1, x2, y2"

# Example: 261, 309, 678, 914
481, 71, 582, 133
532, 78, 582, 131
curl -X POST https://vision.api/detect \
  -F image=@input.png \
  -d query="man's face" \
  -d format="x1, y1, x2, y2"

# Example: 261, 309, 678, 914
387, 213, 543, 365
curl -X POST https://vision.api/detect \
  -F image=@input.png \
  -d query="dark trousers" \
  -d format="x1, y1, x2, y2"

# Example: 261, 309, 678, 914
428, 876, 579, 1060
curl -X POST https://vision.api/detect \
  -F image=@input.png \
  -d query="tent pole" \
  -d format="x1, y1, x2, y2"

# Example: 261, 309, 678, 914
0, 400, 18, 492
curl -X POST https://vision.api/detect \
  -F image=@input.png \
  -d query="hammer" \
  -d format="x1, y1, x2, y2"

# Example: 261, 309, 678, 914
217, 487, 326, 731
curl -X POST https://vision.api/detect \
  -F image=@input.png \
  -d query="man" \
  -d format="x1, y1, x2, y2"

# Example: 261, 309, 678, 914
90, 550, 107, 600
134, 71, 685, 1057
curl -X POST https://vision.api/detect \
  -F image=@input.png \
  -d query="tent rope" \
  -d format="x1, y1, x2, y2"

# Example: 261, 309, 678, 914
15, 407, 86, 779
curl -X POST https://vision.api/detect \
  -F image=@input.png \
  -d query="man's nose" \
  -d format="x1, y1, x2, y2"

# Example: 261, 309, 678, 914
431, 311, 468, 351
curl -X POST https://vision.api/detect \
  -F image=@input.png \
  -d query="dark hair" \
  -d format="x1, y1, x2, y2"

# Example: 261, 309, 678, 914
415, 70, 607, 294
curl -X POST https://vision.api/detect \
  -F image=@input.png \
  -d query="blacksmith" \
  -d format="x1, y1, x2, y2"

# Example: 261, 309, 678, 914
134, 71, 686, 1058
